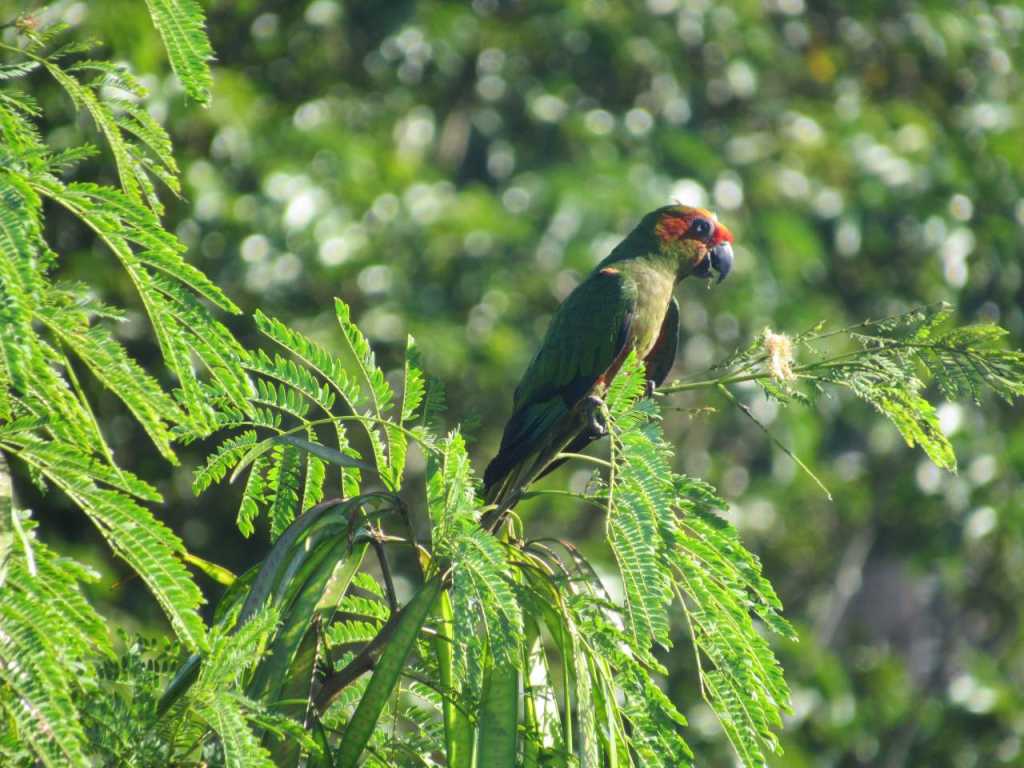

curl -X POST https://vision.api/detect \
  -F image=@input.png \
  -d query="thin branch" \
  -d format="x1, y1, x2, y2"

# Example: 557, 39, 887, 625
716, 383, 833, 500
314, 609, 399, 714
657, 370, 765, 394
553, 452, 612, 469
314, 572, 449, 713
657, 333, 982, 397
371, 534, 399, 611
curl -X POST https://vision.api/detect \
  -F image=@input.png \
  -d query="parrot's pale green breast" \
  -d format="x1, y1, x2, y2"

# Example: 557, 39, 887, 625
608, 259, 677, 365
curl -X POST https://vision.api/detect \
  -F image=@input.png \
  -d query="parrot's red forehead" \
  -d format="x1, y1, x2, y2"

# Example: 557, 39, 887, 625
655, 207, 733, 245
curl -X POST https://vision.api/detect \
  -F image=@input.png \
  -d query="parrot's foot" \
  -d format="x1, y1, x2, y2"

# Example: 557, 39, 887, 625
644, 379, 656, 399
581, 395, 608, 437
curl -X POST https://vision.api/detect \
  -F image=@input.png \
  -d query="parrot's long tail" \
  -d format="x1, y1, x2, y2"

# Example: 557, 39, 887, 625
480, 454, 547, 530
481, 399, 593, 529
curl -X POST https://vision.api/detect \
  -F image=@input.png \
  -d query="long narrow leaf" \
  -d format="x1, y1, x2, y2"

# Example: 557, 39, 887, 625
476, 661, 519, 767
435, 589, 473, 768
335, 575, 442, 768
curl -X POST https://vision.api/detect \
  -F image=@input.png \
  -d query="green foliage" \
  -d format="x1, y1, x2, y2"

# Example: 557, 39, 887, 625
428, 431, 523, 671
142, 0, 214, 104
187, 303, 428, 538
666, 304, 1024, 480
0, 6, 250, 763
140, 306, 1024, 766
0, 511, 109, 767
3, 4, 1024, 768
606, 357, 795, 764
157, 304, 816, 766
0, 2, 261, 667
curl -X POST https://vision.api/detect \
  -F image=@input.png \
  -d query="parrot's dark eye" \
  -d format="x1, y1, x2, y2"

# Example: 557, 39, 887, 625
688, 218, 714, 241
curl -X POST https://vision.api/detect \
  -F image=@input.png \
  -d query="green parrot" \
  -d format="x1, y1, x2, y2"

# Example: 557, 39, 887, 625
482, 204, 734, 515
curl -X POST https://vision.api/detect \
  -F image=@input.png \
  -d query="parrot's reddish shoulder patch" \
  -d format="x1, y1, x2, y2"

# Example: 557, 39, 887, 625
599, 267, 620, 276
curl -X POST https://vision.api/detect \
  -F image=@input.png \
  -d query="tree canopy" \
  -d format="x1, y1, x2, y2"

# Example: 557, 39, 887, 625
2, 1, 1024, 765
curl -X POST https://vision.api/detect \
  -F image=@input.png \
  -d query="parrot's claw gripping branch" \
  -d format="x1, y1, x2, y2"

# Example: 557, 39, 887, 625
582, 394, 608, 438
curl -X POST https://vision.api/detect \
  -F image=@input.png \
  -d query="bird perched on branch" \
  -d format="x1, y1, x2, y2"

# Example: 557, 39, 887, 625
482, 204, 734, 519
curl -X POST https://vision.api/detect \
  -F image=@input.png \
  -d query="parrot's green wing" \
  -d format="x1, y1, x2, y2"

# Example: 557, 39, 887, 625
484, 269, 637, 502
531, 296, 680, 487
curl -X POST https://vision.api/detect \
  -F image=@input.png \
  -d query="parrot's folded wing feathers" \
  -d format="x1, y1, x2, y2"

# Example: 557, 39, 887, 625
484, 270, 637, 507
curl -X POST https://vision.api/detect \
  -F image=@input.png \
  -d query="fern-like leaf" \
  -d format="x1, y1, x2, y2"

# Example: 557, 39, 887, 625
8, 437, 208, 651
428, 432, 523, 670
0, 513, 111, 767
143, 0, 215, 104
606, 357, 673, 659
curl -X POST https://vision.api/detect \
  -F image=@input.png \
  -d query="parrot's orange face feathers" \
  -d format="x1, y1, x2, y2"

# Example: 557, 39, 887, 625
653, 205, 735, 283
654, 206, 733, 246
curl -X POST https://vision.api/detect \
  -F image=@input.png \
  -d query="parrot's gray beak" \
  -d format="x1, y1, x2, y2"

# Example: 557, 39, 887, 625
709, 242, 733, 283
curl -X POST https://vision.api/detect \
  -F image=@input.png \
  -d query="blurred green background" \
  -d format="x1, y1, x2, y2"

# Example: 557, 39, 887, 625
11, 0, 1024, 764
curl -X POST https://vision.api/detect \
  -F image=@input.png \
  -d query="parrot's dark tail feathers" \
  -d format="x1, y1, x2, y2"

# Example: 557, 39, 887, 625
482, 454, 508, 502
481, 454, 521, 519
480, 396, 596, 531
481, 446, 540, 530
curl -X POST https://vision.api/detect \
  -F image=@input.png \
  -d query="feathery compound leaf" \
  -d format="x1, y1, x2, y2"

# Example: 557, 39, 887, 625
0, 586, 91, 766
670, 499, 792, 766
668, 304, 1023, 479
195, 309, 382, 535
428, 433, 522, 668
401, 335, 427, 425
246, 349, 337, 414
35, 299, 181, 462
238, 452, 272, 538
6, 436, 161, 503
606, 358, 673, 658
39, 59, 169, 211
334, 298, 395, 415
193, 430, 260, 494
384, 334, 428, 486
0, 175, 44, 421
426, 431, 476, 538
301, 451, 326, 511
607, 359, 792, 766
860, 386, 956, 471
0, 513, 111, 768
201, 695, 276, 768
10, 438, 208, 651
254, 310, 363, 409
450, 523, 523, 667
143, 0, 215, 104
32, 178, 250, 427
0, 61, 40, 81
568, 593, 694, 768
6, 528, 113, 661
187, 607, 281, 767
926, 323, 1024, 404
267, 442, 303, 540
607, 426, 674, 655
606, 350, 649, 418
335, 298, 398, 487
